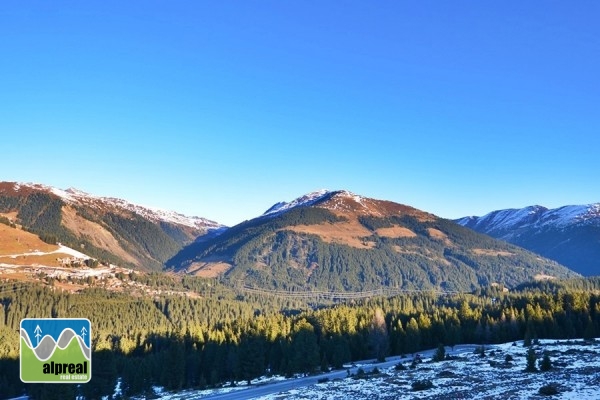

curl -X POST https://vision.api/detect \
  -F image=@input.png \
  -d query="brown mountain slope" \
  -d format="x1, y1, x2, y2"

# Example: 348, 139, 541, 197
0, 182, 224, 271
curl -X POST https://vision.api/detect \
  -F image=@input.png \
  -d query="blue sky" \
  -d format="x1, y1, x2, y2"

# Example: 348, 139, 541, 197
1, 2, 599, 226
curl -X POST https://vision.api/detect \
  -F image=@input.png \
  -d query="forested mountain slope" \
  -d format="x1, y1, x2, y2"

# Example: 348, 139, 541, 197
169, 190, 577, 291
0, 182, 224, 271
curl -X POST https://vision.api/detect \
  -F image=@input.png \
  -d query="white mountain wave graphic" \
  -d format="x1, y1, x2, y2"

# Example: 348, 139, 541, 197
21, 328, 90, 361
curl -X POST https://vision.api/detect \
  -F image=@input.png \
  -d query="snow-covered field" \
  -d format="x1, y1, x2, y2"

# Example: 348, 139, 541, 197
155, 339, 600, 400
272, 340, 600, 400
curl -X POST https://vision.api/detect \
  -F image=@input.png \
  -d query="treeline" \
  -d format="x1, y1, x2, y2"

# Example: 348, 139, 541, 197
0, 216, 16, 228
1, 280, 600, 399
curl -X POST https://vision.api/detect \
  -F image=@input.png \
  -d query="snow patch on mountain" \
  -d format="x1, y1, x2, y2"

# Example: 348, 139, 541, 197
262, 189, 332, 216
55, 244, 91, 259
320, 190, 374, 214
545, 204, 600, 227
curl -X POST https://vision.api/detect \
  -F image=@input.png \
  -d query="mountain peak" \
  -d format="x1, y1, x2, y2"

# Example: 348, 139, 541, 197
262, 189, 429, 220
172, 189, 576, 290
262, 189, 335, 217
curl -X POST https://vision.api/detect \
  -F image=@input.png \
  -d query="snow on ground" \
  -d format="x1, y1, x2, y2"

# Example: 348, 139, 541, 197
0, 244, 90, 260
264, 339, 600, 400
156, 339, 600, 400
54, 244, 91, 259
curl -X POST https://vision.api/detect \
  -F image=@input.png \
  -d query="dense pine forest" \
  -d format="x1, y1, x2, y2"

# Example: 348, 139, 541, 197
1, 277, 600, 399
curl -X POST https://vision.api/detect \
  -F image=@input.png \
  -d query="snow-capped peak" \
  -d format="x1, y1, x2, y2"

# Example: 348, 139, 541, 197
263, 189, 332, 216
262, 189, 370, 217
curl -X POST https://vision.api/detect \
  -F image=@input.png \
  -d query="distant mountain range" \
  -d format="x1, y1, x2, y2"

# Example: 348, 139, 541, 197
0, 182, 224, 270
2, 181, 588, 290
456, 204, 600, 276
168, 190, 576, 291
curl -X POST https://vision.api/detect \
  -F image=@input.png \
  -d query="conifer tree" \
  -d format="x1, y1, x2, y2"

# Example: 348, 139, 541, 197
237, 332, 265, 385
433, 343, 446, 362
525, 347, 537, 372
369, 308, 389, 362
405, 318, 421, 354
289, 319, 320, 374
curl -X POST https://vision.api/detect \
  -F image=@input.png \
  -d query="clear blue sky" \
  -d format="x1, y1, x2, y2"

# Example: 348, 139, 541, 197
1, 2, 599, 226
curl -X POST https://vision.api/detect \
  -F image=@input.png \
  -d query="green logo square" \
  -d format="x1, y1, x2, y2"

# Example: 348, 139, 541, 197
20, 318, 92, 383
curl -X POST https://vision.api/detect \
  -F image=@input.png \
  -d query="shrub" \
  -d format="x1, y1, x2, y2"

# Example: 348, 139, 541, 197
540, 353, 552, 372
538, 383, 559, 396
474, 346, 485, 358
433, 343, 446, 362
437, 370, 456, 378
412, 379, 434, 391
395, 363, 407, 371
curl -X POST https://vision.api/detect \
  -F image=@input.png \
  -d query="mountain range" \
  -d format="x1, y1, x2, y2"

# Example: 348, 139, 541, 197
0, 181, 588, 291
456, 203, 600, 276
